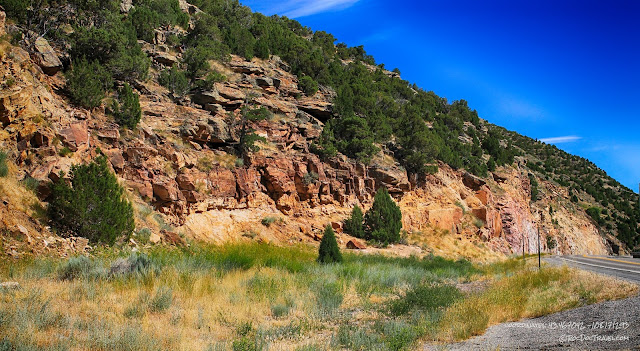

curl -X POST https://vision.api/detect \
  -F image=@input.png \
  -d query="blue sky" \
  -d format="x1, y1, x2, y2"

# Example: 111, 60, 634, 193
242, 0, 640, 192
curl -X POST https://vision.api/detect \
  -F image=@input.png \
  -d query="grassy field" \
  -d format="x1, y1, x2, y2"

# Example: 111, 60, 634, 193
0, 243, 636, 350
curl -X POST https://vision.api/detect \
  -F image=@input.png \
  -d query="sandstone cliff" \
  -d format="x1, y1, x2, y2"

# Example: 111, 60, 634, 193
0, 9, 612, 260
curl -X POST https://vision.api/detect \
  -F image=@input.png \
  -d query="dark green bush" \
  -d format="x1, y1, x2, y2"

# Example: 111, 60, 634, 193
363, 188, 402, 245
129, 0, 189, 42
66, 58, 113, 108
111, 83, 141, 129
528, 173, 539, 202
159, 66, 191, 98
389, 284, 462, 316
586, 207, 603, 225
183, 42, 229, 79
298, 76, 318, 96
331, 116, 379, 164
70, 24, 150, 82
343, 204, 364, 238
48, 155, 134, 245
235, 105, 271, 157
0, 151, 8, 177
254, 37, 270, 59
193, 71, 226, 90
317, 225, 342, 264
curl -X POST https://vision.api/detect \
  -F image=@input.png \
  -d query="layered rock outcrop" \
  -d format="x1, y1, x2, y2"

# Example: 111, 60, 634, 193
0, 29, 610, 260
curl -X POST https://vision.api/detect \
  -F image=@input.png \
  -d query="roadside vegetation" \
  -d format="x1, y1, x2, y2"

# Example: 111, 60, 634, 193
0, 243, 636, 350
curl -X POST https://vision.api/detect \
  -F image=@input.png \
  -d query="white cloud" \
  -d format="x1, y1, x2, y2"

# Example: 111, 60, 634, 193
498, 98, 545, 120
539, 135, 582, 144
262, 0, 360, 18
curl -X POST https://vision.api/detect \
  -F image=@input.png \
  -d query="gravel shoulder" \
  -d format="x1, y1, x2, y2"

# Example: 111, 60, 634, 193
425, 285, 640, 350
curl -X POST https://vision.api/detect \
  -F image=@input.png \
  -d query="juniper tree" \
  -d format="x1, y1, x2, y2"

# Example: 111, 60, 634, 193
159, 66, 190, 99
66, 58, 113, 109
232, 96, 272, 158
364, 188, 402, 245
48, 155, 134, 245
344, 204, 364, 238
111, 83, 141, 129
318, 225, 342, 264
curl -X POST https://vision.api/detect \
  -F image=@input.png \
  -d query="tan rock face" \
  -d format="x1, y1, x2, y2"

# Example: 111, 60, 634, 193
32, 36, 63, 75
57, 121, 89, 152
153, 177, 183, 202
427, 208, 463, 232
0, 85, 34, 126
0, 9, 5, 35
0, 47, 611, 260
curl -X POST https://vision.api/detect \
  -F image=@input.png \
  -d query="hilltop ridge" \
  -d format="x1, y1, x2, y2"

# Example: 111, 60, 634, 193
0, 0, 638, 259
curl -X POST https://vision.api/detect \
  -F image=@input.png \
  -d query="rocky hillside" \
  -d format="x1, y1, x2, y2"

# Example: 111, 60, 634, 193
0, 1, 637, 260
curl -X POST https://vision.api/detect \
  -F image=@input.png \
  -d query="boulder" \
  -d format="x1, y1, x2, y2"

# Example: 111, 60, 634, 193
296, 98, 333, 121
228, 60, 264, 75
32, 36, 63, 75
369, 165, 410, 194
216, 84, 246, 100
346, 239, 366, 250
178, 0, 201, 14
120, 0, 133, 12
255, 77, 274, 87
57, 121, 89, 152
192, 90, 228, 106
149, 232, 161, 244
254, 96, 296, 114
104, 149, 125, 170
0, 8, 5, 35
97, 125, 120, 142
153, 52, 179, 66
152, 178, 182, 202
462, 172, 486, 191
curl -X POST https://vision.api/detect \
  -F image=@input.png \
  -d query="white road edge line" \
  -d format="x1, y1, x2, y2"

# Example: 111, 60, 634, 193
556, 257, 640, 275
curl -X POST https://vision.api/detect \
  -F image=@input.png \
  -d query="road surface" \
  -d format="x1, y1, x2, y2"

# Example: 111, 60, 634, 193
545, 255, 640, 283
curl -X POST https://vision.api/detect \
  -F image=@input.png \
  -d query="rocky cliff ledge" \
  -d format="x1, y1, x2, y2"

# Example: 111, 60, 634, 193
0, 12, 610, 260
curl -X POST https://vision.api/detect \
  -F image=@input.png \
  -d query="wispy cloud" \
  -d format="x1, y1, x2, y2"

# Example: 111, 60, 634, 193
498, 98, 545, 120
259, 0, 360, 18
539, 135, 582, 144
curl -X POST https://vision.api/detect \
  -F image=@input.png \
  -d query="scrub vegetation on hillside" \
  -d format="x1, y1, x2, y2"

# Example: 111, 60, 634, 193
4, 0, 637, 249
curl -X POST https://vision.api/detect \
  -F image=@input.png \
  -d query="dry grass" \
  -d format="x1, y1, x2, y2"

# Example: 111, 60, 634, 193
0, 161, 42, 215
407, 227, 504, 263
436, 266, 638, 342
0, 243, 636, 350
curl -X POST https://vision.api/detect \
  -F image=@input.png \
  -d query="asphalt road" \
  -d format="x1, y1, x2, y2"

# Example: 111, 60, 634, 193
545, 255, 640, 283
425, 255, 640, 350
